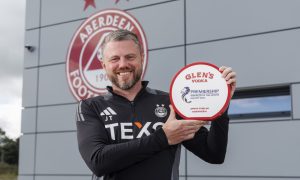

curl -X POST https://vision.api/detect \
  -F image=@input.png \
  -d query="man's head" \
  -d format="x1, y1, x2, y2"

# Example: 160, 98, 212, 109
99, 29, 143, 59
100, 29, 144, 90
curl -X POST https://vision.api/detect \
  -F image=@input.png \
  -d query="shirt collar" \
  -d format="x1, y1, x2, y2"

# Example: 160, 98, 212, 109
106, 81, 149, 100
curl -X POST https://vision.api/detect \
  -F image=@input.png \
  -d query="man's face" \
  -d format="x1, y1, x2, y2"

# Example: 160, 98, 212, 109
101, 40, 144, 90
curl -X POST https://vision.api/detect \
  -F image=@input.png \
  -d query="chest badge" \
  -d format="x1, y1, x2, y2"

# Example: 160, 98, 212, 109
155, 104, 167, 118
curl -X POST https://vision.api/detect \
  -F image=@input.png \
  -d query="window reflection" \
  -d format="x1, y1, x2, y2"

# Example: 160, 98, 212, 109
228, 95, 291, 119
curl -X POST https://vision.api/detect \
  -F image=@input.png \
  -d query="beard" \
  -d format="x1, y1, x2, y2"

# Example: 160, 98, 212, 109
107, 64, 143, 90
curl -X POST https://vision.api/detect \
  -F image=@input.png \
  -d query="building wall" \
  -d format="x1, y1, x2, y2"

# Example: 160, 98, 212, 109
19, 0, 300, 180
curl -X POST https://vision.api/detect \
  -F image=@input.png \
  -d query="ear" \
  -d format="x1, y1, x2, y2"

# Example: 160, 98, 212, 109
100, 59, 106, 70
141, 53, 145, 65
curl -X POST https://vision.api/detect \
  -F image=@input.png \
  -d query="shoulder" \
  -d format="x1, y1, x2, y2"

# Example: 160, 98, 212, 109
77, 94, 112, 116
78, 94, 111, 110
83, 92, 113, 103
145, 87, 169, 96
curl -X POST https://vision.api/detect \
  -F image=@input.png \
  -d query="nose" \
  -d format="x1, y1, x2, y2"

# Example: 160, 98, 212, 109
118, 56, 129, 68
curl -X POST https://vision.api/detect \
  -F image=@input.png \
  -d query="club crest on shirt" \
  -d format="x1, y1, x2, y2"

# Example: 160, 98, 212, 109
155, 104, 167, 118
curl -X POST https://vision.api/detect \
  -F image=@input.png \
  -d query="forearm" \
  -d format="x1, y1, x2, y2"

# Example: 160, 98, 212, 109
183, 111, 229, 164
206, 112, 229, 162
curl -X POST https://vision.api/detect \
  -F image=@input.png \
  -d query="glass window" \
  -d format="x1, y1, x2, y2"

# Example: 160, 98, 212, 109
228, 86, 291, 119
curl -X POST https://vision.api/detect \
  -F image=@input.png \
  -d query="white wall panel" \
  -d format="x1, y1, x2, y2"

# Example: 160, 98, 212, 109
22, 68, 38, 107
129, 0, 184, 49
187, 29, 300, 88
24, 30, 39, 68
292, 84, 300, 119
41, 0, 177, 26
18, 135, 35, 174
21, 108, 36, 133
145, 47, 184, 92
187, 120, 300, 177
186, 0, 300, 43
35, 132, 90, 174
38, 64, 76, 106
40, 20, 83, 66
37, 104, 77, 132
25, 0, 40, 29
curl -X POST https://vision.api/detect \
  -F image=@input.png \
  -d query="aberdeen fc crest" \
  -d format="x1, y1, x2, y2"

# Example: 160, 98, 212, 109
155, 104, 167, 118
66, 9, 148, 101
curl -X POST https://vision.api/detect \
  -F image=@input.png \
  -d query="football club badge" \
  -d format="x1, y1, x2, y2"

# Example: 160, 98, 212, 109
170, 62, 231, 121
155, 104, 167, 118
66, 9, 148, 101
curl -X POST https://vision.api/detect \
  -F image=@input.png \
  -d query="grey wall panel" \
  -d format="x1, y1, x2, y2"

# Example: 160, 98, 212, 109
41, 0, 177, 26
40, 0, 184, 66
179, 146, 186, 176
41, 0, 97, 26
18, 176, 34, 180
25, 0, 40, 29
38, 64, 76, 106
21, 108, 36, 133
24, 30, 39, 68
187, 29, 300, 88
186, 0, 300, 44
145, 47, 184, 92
187, 120, 300, 177
18, 135, 35, 174
292, 84, 300, 119
22, 0, 300, 179
129, 0, 184, 49
37, 104, 77, 132
187, 178, 296, 180
35, 176, 92, 180
40, 20, 83, 66
22, 68, 38, 107
35, 132, 90, 174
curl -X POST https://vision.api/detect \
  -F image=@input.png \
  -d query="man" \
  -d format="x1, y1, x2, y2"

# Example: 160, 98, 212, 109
76, 29, 237, 180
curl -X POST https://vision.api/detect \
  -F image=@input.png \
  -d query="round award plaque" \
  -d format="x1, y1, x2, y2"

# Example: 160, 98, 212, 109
170, 62, 231, 121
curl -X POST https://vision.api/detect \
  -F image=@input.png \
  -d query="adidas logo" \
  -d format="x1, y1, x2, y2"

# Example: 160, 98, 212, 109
100, 107, 117, 121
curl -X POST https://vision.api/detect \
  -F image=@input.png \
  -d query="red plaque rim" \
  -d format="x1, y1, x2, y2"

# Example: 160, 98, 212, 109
169, 62, 231, 121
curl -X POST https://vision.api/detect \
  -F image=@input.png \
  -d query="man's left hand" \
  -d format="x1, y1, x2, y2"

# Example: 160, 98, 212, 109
219, 66, 236, 98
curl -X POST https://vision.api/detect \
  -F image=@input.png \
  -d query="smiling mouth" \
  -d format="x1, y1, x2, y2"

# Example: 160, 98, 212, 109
117, 71, 133, 77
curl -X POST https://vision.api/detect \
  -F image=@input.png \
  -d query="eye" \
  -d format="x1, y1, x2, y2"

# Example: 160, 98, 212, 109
126, 54, 136, 60
109, 56, 120, 62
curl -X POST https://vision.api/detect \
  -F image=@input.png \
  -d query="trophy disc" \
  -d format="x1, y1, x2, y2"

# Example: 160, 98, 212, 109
170, 62, 231, 121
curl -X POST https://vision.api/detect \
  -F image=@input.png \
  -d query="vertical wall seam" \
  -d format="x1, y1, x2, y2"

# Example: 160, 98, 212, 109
33, 0, 42, 179
183, 1, 187, 179
290, 84, 294, 120
183, 0, 187, 67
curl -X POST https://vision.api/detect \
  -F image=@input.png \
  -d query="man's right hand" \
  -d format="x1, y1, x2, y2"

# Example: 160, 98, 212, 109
162, 105, 208, 145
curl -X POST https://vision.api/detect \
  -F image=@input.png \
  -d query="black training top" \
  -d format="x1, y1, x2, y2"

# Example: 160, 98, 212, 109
76, 81, 229, 180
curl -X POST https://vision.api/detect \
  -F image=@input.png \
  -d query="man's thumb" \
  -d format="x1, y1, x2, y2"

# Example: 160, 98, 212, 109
168, 105, 176, 120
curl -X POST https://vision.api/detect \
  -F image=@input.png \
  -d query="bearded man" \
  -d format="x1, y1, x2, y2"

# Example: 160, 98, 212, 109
76, 29, 237, 180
